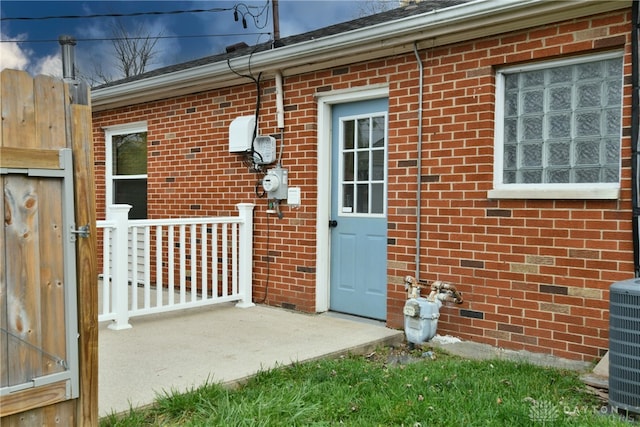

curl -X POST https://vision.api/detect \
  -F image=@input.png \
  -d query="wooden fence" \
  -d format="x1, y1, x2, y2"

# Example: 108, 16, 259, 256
0, 69, 98, 425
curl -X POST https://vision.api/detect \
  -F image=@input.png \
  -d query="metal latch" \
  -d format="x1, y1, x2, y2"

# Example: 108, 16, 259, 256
70, 224, 90, 241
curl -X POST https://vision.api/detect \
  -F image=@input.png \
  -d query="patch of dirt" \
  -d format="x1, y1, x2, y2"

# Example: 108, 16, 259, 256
364, 341, 440, 366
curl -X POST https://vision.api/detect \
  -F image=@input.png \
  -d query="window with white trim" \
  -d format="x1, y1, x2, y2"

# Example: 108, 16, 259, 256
105, 123, 148, 218
489, 52, 624, 199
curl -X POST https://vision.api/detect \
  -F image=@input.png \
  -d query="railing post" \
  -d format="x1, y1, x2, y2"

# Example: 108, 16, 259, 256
235, 203, 255, 308
107, 204, 133, 330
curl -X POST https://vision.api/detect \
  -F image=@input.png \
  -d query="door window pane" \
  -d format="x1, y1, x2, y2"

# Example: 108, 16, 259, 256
372, 116, 385, 147
343, 121, 354, 150
372, 150, 384, 180
371, 183, 384, 214
356, 183, 368, 213
357, 118, 370, 148
357, 151, 369, 180
343, 152, 354, 181
342, 184, 354, 212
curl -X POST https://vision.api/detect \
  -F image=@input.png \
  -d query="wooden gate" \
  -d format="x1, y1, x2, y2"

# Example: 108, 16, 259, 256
0, 69, 98, 425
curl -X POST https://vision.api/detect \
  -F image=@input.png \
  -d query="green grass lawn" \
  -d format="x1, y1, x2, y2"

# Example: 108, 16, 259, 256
101, 346, 632, 426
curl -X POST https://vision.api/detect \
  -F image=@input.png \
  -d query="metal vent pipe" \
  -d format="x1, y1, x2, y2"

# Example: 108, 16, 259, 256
58, 35, 77, 81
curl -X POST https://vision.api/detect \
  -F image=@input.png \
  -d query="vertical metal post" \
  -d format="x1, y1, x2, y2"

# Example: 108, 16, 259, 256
235, 203, 256, 308
58, 35, 76, 81
58, 35, 89, 105
631, 0, 640, 277
272, 0, 281, 44
107, 205, 133, 330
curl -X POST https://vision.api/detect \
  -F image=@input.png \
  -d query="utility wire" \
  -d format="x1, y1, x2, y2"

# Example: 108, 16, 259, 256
1, 1, 271, 44
0, 7, 234, 21
1, 1, 270, 23
0, 33, 271, 44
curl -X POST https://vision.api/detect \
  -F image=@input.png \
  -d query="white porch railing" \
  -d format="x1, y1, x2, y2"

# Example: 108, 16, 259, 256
96, 203, 255, 330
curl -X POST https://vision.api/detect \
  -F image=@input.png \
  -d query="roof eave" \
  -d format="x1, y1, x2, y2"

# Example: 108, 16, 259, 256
91, 0, 631, 112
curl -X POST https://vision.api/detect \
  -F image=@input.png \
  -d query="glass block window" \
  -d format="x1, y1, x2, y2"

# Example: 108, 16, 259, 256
497, 53, 623, 187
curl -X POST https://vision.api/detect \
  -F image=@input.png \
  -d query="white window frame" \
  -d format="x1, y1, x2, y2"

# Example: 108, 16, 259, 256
104, 121, 148, 215
338, 112, 388, 218
488, 51, 624, 200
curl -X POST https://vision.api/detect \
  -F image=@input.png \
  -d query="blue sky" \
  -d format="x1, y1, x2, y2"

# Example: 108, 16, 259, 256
0, 1, 398, 81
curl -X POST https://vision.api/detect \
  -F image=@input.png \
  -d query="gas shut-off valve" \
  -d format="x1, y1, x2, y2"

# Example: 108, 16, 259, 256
262, 166, 288, 200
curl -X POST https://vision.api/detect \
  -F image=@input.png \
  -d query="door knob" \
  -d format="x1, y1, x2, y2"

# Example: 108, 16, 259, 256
329, 220, 338, 228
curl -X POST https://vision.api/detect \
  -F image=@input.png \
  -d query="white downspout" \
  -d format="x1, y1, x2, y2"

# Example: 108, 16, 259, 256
275, 71, 285, 130
275, 71, 285, 166
413, 42, 424, 282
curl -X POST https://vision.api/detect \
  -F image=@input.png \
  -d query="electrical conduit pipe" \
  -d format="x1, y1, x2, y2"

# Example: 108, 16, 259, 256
413, 42, 424, 282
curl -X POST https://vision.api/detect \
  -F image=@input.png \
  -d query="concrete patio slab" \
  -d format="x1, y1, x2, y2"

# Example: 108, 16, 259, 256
98, 303, 403, 416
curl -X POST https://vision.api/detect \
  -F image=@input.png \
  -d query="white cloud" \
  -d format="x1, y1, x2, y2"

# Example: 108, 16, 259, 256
0, 32, 62, 77
0, 33, 30, 71
33, 53, 62, 78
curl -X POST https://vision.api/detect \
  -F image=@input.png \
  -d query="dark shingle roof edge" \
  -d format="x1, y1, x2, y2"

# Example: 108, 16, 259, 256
92, 0, 468, 90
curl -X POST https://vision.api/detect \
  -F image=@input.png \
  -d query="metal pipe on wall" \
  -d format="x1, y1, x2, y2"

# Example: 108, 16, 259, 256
275, 71, 285, 165
413, 42, 424, 282
275, 71, 285, 130
631, 0, 639, 277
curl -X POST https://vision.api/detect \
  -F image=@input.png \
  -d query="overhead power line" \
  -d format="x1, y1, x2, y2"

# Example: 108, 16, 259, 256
0, 2, 270, 23
0, 1, 272, 44
0, 6, 234, 21
0, 33, 271, 44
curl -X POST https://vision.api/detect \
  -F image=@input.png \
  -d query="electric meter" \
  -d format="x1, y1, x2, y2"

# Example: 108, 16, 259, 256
262, 172, 280, 192
262, 167, 288, 200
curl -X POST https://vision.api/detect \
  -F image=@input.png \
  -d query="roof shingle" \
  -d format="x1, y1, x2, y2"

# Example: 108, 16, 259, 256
93, 0, 467, 89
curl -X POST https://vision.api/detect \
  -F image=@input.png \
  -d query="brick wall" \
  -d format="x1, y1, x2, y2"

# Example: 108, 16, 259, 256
92, 8, 634, 361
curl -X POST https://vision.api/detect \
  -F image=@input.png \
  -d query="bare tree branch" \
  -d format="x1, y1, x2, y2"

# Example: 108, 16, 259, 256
354, 0, 399, 18
84, 19, 161, 85
110, 19, 161, 78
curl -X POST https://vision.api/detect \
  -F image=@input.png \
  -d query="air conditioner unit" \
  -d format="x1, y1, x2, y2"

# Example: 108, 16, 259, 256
609, 278, 640, 416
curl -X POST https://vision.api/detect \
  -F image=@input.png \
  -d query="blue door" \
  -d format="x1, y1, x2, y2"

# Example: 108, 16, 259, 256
330, 99, 388, 320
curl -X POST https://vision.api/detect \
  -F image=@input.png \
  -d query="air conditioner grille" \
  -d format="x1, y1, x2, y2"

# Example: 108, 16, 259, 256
609, 279, 640, 414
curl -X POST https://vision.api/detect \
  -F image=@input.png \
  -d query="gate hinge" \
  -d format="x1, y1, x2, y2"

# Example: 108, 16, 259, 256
70, 224, 90, 241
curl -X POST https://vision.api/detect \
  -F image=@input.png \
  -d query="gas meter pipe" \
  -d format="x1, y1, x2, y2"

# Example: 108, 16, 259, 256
413, 42, 424, 282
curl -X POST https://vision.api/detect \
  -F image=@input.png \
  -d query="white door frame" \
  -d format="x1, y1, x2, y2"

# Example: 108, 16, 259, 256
315, 85, 389, 312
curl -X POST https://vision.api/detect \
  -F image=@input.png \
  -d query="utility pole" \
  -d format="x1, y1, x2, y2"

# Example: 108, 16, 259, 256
272, 0, 281, 43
